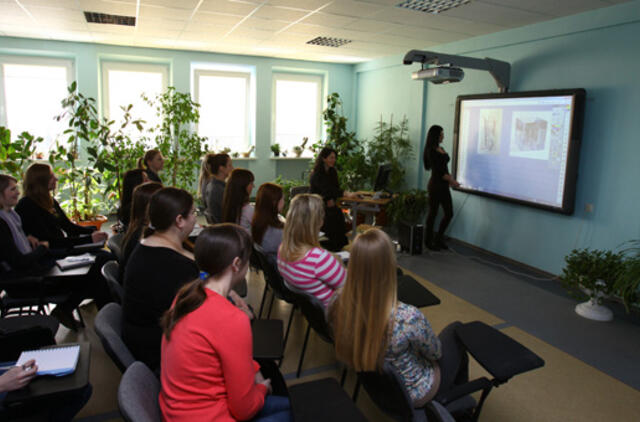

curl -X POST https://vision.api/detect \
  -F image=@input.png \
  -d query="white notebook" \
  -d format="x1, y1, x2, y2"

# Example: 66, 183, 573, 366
16, 345, 80, 377
56, 253, 96, 271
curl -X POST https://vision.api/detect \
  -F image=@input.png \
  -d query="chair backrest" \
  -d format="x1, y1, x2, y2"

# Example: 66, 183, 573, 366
358, 362, 424, 422
118, 361, 162, 422
107, 233, 125, 262
290, 185, 311, 198
94, 302, 135, 373
253, 246, 297, 305
101, 260, 124, 304
287, 287, 333, 344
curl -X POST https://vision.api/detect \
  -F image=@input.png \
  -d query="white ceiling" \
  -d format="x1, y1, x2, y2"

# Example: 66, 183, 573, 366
0, 0, 630, 63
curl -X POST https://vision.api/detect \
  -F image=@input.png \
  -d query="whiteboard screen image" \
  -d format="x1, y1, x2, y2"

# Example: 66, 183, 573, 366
453, 89, 585, 214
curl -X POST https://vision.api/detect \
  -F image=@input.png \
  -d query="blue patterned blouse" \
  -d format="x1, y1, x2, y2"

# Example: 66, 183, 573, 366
385, 302, 442, 403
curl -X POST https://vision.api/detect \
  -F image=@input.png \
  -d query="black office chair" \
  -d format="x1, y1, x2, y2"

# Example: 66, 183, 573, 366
290, 185, 311, 198
0, 275, 71, 318
101, 260, 124, 304
288, 377, 368, 422
107, 233, 125, 263
118, 361, 162, 422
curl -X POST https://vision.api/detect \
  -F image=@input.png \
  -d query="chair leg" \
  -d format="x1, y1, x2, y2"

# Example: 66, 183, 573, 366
340, 365, 348, 387
296, 324, 312, 378
267, 294, 276, 319
258, 284, 269, 319
75, 307, 86, 328
352, 378, 361, 402
470, 386, 493, 422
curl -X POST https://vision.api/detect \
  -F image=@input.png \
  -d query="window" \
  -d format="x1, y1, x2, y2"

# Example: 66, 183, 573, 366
0, 56, 74, 157
194, 69, 251, 154
272, 73, 323, 157
101, 61, 168, 136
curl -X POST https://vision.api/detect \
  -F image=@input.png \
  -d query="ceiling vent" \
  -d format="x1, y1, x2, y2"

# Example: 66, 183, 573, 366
396, 0, 471, 14
306, 36, 352, 48
84, 11, 136, 26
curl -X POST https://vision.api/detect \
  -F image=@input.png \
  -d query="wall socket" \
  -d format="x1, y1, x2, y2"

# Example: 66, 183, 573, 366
585, 203, 594, 213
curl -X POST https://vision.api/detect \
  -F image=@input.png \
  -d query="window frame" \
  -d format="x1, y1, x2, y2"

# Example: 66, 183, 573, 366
100, 60, 169, 123
271, 72, 324, 156
193, 68, 252, 153
0, 55, 75, 156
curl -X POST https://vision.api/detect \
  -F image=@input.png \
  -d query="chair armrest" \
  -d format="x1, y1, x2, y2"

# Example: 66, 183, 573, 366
436, 377, 492, 405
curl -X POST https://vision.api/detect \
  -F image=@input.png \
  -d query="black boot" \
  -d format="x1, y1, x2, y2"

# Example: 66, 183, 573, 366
435, 233, 449, 250
425, 228, 440, 251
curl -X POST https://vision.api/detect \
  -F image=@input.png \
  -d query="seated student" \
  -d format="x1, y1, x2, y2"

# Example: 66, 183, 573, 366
277, 194, 345, 307
160, 224, 291, 422
138, 149, 164, 184
222, 168, 254, 231
119, 182, 163, 281
123, 187, 253, 370
1, 174, 110, 328
251, 183, 285, 263
328, 228, 468, 407
117, 169, 150, 232
15, 163, 108, 249
200, 153, 233, 224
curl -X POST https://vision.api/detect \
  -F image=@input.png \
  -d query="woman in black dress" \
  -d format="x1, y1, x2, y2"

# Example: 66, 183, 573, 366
423, 125, 460, 251
310, 147, 356, 251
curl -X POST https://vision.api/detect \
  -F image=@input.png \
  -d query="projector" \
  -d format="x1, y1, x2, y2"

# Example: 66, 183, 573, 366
411, 66, 464, 84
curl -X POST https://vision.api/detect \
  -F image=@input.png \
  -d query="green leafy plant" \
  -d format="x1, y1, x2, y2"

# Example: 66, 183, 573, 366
273, 175, 306, 213
271, 143, 281, 156
0, 127, 45, 179
613, 240, 640, 312
560, 248, 625, 304
385, 189, 428, 225
368, 116, 413, 191
144, 87, 207, 194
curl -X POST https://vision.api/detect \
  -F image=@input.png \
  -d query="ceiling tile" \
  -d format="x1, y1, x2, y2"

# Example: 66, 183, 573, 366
139, 5, 193, 20
27, 7, 86, 23
137, 17, 186, 31
442, 1, 548, 27
192, 12, 244, 26
141, 0, 201, 9
40, 21, 90, 32
179, 28, 230, 41
301, 12, 358, 28
283, 23, 328, 35
253, 5, 310, 21
89, 23, 136, 35
385, 25, 467, 44
476, 0, 611, 17
77, 0, 137, 16
199, 0, 260, 15
227, 27, 276, 41
321, 0, 385, 18
347, 18, 401, 33
240, 17, 289, 31
20, 0, 79, 9
265, 0, 331, 11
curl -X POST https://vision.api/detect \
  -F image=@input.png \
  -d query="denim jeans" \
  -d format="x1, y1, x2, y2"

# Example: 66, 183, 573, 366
251, 395, 292, 422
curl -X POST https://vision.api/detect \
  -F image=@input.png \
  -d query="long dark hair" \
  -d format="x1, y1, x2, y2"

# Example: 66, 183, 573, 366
251, 183, 284, 244
423, 125, 443, 171
144, 187, 193, 238
23, 163, 54, 212
312, 147, 337, 175
123, 182, 162, 250
221, 169, 254, 224
120, 169, 147, 219
161, 224, 252, 339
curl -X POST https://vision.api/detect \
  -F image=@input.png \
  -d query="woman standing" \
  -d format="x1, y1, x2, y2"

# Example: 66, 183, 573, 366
221, 169, 254, 232
160, 224, 291, 421
423, 125, 460, 250
138, 149, 164, 184
329, 228, 468, 407
251, 183, 285, 263
310, 147, 355, 251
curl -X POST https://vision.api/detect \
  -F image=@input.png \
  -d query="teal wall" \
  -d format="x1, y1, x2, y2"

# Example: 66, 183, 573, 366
0, 36, 355, 187
355, 1, 640, 274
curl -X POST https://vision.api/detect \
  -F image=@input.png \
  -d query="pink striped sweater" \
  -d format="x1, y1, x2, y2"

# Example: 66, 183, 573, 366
277, 247, 346, 307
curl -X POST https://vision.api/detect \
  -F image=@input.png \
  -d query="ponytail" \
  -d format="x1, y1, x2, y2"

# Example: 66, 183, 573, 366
161, 278, 207, 340
139, 149, 161, 170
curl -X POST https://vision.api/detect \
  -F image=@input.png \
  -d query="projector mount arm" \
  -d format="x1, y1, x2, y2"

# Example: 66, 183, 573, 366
403, 49, 510, 93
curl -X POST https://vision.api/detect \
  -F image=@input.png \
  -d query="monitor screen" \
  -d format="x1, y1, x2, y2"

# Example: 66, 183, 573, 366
374, 163, 392, 192
452, 89, 585, 214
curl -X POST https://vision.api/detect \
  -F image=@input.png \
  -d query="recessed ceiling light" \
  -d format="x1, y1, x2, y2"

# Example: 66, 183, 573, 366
84, 11, 136, 26
396, 0, 472, 14
306, 36, 352, 48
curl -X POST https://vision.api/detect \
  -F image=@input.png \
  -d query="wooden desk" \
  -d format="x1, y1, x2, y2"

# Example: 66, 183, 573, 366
4, 342, 91, 406
338, 192, 393, 239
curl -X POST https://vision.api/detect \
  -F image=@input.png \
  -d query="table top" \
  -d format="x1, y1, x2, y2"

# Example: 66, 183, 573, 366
397, 275, 441, 308
4, 342, 91, 405
338, 191, 393, 206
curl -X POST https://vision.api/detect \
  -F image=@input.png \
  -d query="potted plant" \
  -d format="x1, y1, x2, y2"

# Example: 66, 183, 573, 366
271, 143, 281, 157
144, 87, 207, 195
367, 116, 413, 191
0, 127, 44, 179
386, 189, 428, 254
293, 137, 309, 157
613, 240, 640, 313
560, 248, 625, 321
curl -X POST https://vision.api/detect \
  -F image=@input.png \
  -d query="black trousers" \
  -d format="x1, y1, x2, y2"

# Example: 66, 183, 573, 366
434, 321, 469, 402
426, 183, 453, 244
321, 206, 348, 252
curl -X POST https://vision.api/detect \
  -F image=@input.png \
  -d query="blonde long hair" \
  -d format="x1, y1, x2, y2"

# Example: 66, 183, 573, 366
329, 228, 398, 371
279, 193, 324, 262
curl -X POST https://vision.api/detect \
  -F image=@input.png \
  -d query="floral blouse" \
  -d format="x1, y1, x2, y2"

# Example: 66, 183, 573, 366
385, 302, 442, 403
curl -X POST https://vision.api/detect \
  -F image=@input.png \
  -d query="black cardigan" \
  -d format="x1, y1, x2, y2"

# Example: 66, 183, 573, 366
310, 167, 343, 203
0, 218, 53, 277
15, 197, 94, 249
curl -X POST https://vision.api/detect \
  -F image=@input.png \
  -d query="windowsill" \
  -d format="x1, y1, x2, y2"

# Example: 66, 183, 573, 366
270, 156, 313, 160
231, 157, 257, 160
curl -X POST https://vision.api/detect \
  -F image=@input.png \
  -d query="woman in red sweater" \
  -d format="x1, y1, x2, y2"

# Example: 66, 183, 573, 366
160, 224, 291, 422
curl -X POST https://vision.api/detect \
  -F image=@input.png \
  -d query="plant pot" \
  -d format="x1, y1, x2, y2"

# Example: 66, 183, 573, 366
76, 215, 108, 230
575, 298, 613, 322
